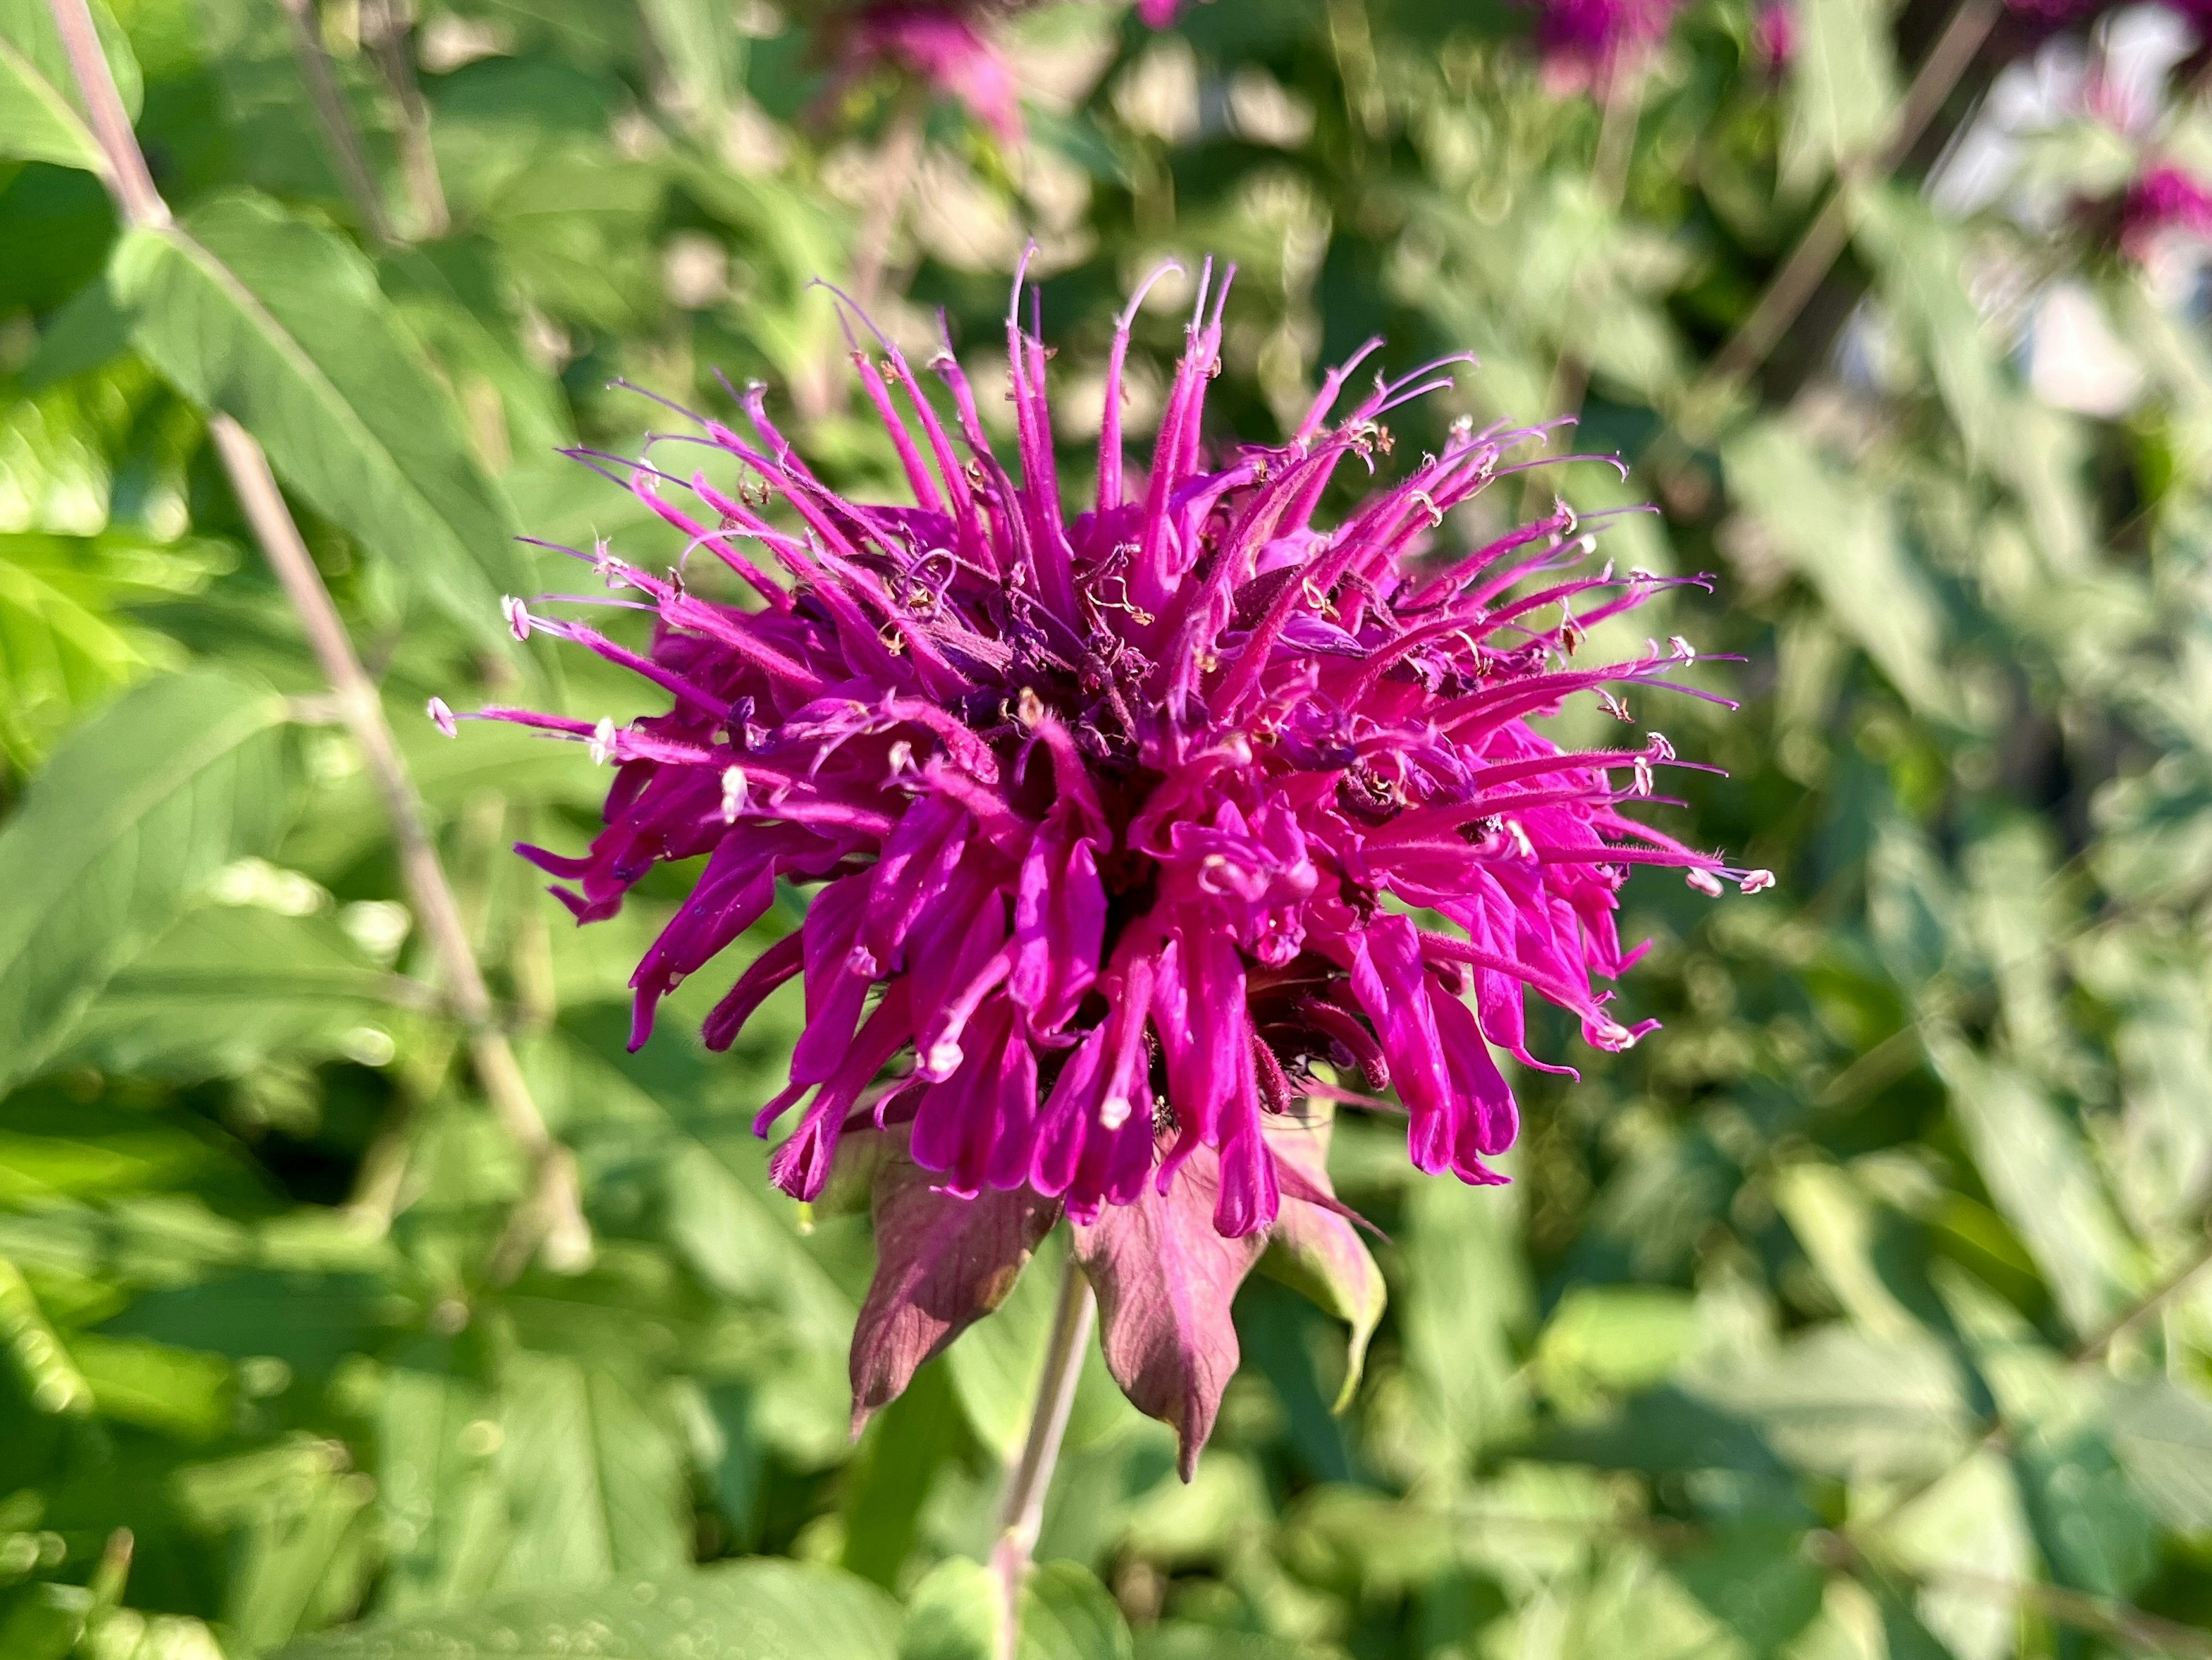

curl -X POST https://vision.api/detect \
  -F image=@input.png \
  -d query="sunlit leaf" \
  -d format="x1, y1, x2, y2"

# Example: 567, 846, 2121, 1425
1724, 419, 1952, 717
0, 0, 139, 174
0, 668, 291, 1091
108, 193, 531, 653
276, 1560, 901, 1660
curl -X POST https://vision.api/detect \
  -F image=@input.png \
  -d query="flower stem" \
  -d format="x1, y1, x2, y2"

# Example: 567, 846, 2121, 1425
276, 0, 397, 247
850, 84, 928, 313
361, 0, 450, 240
47, 0, 589, 1284
990, 1247, 1097, 1660
1527, 62, 1643, 515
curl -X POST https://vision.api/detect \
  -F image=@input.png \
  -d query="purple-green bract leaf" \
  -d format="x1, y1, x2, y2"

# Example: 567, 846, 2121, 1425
1071, 1141, 1267, 1480
849, 1128, 1059, 1435
1259, 1111, 1387, 1412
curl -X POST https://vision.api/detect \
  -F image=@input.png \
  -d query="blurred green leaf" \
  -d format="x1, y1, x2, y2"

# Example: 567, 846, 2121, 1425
1016, 1561, 1134, 1660
0, 1582, 90, 1659
0, 668, 291, 1091
1690, 1326, 1976, 1483
1134, 1627, 1331, 1660
637, 0, 740, 134
108, 192, 530, 653
1724, 419, 1952, 717
1531, 1284, 1698, 1409
102, 1269, 411, 1375
900, 1559, 1142, 1660
899, 1557, 1003, 1660
67, 1331, 230, 1438
0, 531, 231, 772
2104, 1377, 2212, 1535
1929, 1034, 2137, 1340
277, 1559, 902, 1659
1782, 0, 1896, 187
1395, 1175, 1531, 1466
1670, 1519, 1825, 1659
1874, 1451, 2036, 1660
1855, 189, 2093, 569
490, 1348, 691, 1592
44, 903, 417, 1081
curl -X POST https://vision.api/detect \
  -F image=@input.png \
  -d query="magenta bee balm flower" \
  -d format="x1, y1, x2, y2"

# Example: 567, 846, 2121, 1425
820, 2, 1025, 141
460, 262, 1758, 1466
1529, 0, 1687, 89
2117, 162, 2212, 262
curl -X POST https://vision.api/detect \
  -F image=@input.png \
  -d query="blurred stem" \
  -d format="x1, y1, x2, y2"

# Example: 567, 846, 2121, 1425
276, 0, 398, 247
1682, 0, 2001, 425
1325, 0, 1386, 156
50, 0, 589, 1284
360, 0, 450, 239
850, 85, 927, 314
1807, 1531, 2212, 1659
989, 1249, 1096, 1660
1526, 62, 1642, 514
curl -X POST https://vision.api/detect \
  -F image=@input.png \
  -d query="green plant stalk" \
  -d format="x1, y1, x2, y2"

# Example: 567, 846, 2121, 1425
276, 0, 397, 247
1527, 60, 1644, 515
850, 83, 927, 314
47, 0, 589, 1281
989, 1248, 1097, 1660
359, 0, 449, 239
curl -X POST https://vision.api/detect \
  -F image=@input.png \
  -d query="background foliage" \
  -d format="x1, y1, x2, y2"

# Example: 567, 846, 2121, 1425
5, 0, 2212, 1655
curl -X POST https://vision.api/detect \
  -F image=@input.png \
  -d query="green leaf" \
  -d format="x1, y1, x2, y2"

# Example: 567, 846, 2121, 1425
2105, 1377, 2212, 1534
101, 1269, 412, 1375
842, 1362, 960, 1589
1781, 0, 1896, 187
1395, 1176, 1531, 1459
1928, 1034, 2137, 1340
1723, 420, 1953, 717
635, 0, 741, 133
0, 668, 291, 1091
899, 1557, 1004, 1660
67, 1332, 232, 1438
1691, 1326, 1976, 1484
276, 1559, 902, 1660
19, 271, 132, 388
1255, 1110, 1384, 1413
1134, 1628, 1330, 1660
0, 530, 226, 772
1854, 188, 2094, 569
1772, 1162, 1932, 1344
108, 193, 531, 653
191, 1443, 378, 1651
491, 1348, 691, 1591
1017, 1563, 1134, 1660
42, 903, 416, 1080
0, 0, 139, 173
897, 1559, 1169, 1660
1669, 1519, 1826, 1660
373, 1337, 509, 1615
0, 1582, 90, 1659
946, 1232, 1137, 1465
1531, 1285, 1699, 1410
1874, 1450, 2036, 1660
